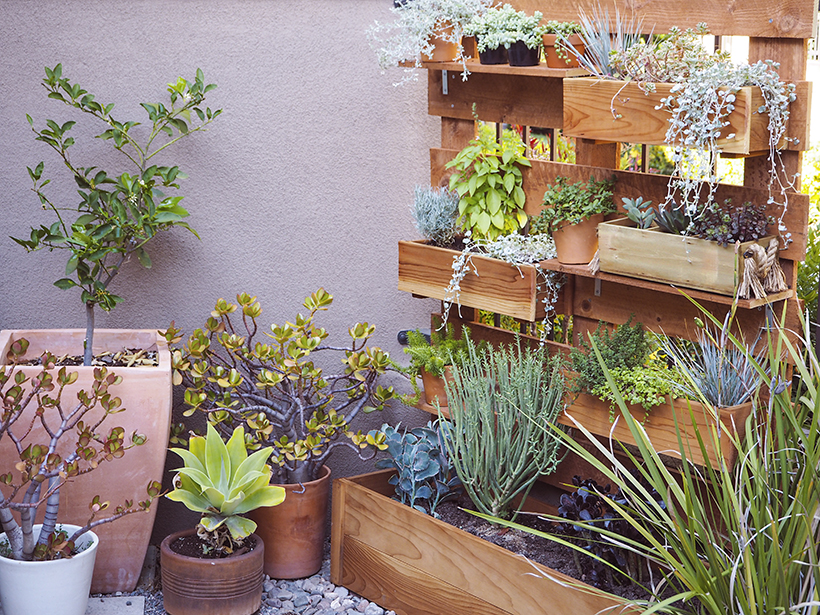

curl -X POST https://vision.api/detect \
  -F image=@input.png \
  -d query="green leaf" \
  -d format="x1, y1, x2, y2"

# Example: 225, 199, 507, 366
136, 248, 152, 269
476, 211, 491, 235
487, 188, 502, 214
54, 278, 77, 290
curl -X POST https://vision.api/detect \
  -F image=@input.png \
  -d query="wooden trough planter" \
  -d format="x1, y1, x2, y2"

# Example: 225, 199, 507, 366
562, 77, 778, 155
398, 239, 549, 321
559, 392, 754, 469
597, 218, 790, 299
330, 469, 636, 615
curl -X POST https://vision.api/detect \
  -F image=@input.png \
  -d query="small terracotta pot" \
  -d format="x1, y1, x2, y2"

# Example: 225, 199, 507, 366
427, 25, 458, 62
507, 40, 540, 66
160, 529, 264, 615
552, 213, 604, 265
421, 366, 453, 408
248, 465, 331, 579
542, 34, 585, 68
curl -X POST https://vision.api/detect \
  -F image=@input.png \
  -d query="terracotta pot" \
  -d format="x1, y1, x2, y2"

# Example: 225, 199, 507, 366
507, 40, 541, 66
421, 366, 453, 408
427, 25, 458, 62
0, 524, 98, 615
248, 465, 331, 579
543, 34, 585, 68
160, 529, 264, 615
551, 213, 604, 264
0, 329, 172, 593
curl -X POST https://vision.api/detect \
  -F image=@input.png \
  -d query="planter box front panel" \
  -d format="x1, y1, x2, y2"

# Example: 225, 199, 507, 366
398, 240, 547, 321
559, 393, 752, 468
0, 329, 173, 593
332, 470, 634, 615
597, 218, 777, 296
562, 78, 774, 155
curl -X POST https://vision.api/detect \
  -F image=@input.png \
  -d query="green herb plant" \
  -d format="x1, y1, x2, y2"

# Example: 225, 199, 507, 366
532, 175, 615, 236
445, 124, 530, 240
14, 64, 221, 365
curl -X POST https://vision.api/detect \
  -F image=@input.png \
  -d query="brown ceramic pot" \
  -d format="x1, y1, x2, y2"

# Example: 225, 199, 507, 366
248, 465, 331, 579
160, 529, 264, 615
552, 214, 604, 265
0, 329, 172, 593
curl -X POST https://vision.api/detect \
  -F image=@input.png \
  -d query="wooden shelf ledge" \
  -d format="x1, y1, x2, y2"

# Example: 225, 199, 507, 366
421, 59, 589, 78
538, 259, 795, 309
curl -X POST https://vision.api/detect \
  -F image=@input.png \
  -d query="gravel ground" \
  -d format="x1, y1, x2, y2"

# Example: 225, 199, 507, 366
114, 556, 394, 615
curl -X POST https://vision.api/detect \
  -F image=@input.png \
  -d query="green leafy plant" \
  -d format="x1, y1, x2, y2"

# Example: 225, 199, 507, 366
445, 125, 530, 240
166, 423, 286, 556
689, 199, 773, 247
13, 64, 221, 366
411, 185, 460, 247
532, 175, 615, 236
443, 338, 566, 519
403, 325, 470, 379
0, 341, 160, 561
375, 420, 461, 517
591, 365, 674, 422
167, 289, 393, 484
465, 4, 544, 52
622, 196, 655, 229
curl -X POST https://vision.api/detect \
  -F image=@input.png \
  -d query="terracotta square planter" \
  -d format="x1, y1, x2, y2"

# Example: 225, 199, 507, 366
0, 329, 172, 593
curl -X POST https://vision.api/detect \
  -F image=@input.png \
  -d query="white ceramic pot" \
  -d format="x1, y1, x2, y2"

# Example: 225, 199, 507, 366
0, 524, 98, 615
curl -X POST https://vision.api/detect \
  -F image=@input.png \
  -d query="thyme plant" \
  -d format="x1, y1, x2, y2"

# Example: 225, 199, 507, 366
14, 64, 221, 365
443, 338, 566, 520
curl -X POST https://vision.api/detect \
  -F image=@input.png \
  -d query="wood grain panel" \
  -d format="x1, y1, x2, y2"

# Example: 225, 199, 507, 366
504, 0, 816, 39
428, 70, 564, 128
430, 148, 810, 261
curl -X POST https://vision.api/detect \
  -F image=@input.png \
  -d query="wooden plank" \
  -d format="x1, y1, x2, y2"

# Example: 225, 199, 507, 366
504, 0, 816, 38
339, 538, 511, 615
575, 138, 619, 169
441, 117, 475, 151
398, 240, 547, 321
428, 70, 564, 128
337, 472, 636, 615
430, 149, 810, 261
424, 59, 588, 78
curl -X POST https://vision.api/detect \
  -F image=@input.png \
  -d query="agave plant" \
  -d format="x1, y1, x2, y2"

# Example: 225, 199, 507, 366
166, 424, 286, 555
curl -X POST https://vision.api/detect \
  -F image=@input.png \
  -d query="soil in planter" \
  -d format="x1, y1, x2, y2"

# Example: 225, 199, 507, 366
168, 533, 259, 560
436, 494, 682, 605
17, 348, 159, 368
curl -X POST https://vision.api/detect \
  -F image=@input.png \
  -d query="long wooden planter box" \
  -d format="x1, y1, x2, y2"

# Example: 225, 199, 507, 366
0, 329, 172, 593
330, 469, 636, 615
398, 239, 548, 321
597, 218, 779, 297
563, 77, 777, 155
559, 392, 753, 469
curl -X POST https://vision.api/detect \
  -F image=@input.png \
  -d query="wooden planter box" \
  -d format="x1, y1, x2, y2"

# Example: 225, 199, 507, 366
559, 392, 753, 469
330, 470, 636, 615
563, 77, 778, 155
597, 218, 781, 297
398, 239, 549, 321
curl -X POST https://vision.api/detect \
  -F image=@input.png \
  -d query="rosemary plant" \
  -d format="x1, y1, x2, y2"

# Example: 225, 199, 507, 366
443, 338, 566, 520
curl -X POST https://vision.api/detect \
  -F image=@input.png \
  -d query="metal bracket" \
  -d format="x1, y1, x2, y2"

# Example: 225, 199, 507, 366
594, 278, 602, 297
442, 70, 448, 95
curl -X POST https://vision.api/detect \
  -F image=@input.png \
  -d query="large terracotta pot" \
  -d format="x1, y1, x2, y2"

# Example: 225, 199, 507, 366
160, 529, 264, 615
248, 465, 331, 579
552, 213, 604, 265
0, 329, 172, 593
421, 366, 453, 408
0, 524, 98, 615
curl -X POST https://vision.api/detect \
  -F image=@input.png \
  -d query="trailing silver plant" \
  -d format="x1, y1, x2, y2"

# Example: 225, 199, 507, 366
441, 232, 565, 343
412, 185, 460, 247
442, 337, 566, 520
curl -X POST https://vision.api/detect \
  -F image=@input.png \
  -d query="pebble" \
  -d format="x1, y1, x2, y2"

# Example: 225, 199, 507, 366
130, 555, 397, 615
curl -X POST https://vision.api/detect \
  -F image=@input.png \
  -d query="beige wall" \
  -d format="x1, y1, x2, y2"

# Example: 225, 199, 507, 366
0, 0, 442, 527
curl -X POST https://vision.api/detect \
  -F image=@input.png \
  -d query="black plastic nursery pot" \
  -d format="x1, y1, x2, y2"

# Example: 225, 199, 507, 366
508, 40, 541, 66
477, 41, 508, 65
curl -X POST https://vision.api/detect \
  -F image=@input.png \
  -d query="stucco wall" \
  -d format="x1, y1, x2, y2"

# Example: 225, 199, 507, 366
0, 1, 441, 535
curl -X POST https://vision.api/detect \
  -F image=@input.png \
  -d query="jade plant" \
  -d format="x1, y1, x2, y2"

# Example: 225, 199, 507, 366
0, 340, 160, 561
445, 124, 530, 240
168, 289, 394, 484
166, 424, 286, 556
531, 175, 615, 235
13, 64, 221, 365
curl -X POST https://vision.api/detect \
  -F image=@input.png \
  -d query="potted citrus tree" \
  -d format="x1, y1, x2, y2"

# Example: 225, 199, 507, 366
169, 288, 394, 578
161, 424, 286, 615
0, 342, 160, 615
4, 63, 221, 592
